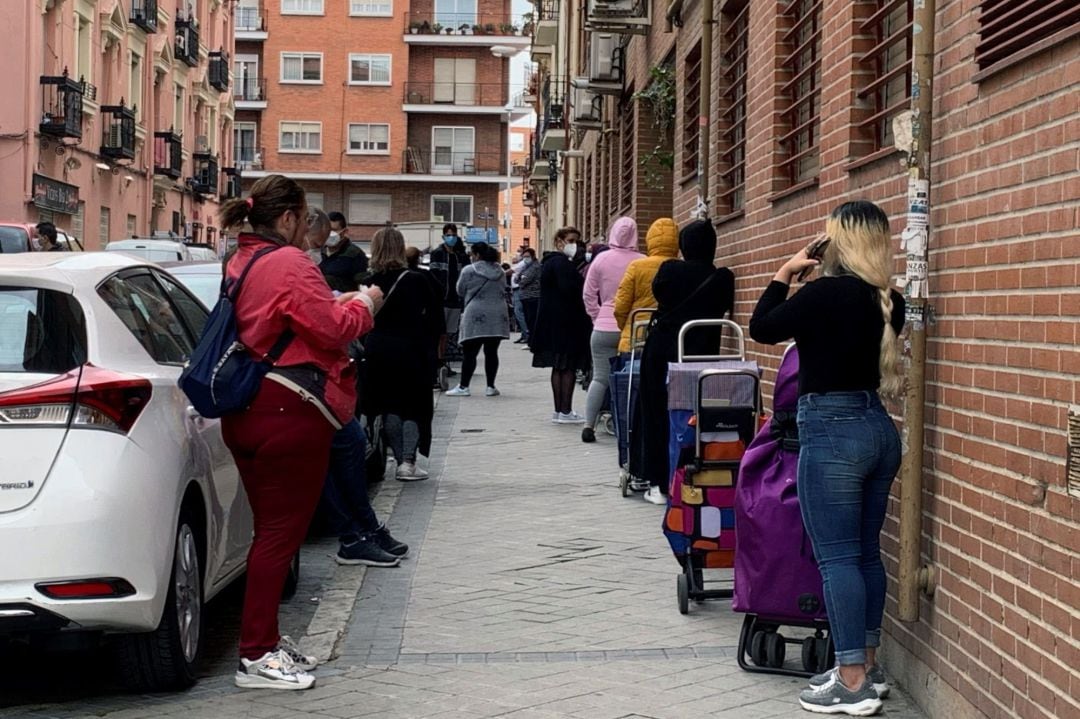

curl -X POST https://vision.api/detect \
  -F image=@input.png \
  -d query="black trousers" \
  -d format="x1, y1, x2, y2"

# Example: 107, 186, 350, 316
460, 337, 503, 389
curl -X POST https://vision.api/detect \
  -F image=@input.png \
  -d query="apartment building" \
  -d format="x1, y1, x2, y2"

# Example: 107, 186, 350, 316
0, 0, 237, 249
528, 2, 1079, 719
235, 0, 530, 246
500, 125, 534, 250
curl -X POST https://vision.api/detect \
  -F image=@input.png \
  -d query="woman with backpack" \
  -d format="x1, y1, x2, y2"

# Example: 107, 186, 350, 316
445, 242, 511, 397
218, 174, 382, 691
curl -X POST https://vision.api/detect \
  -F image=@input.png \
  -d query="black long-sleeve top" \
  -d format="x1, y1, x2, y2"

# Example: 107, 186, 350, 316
750, 275, 905, 396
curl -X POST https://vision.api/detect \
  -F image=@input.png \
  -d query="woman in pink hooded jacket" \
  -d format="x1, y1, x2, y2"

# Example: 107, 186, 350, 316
581, 216, 644, 443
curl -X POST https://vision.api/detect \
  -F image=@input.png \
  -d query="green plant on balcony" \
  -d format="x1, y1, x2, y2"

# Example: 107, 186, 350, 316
634, 63, 676, 190
409, 21, 423, 33
498, 22, 514, 34
431, 22, 442, 33
473, 24, 484, 34
521, 12, 533, 35
459, 23, 472, 34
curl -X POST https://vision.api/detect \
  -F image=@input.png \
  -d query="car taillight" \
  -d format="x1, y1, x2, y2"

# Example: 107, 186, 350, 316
35, 578, 136, 600
0, 365, 151, 433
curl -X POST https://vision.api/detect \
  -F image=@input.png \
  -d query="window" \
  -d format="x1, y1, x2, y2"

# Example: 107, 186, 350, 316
279, 121, 322, 153
281, 52, 323, 83
433, 58, 476, 104
682, 42, 702, 177
523, 214, 530, 229
778, 0, 822, 185
72, 202, 85, 241
126, 214, 137, 238
510, 133, 525, 152
0, 288, 85, 374
305, 191, 325, 209
97, 273, 194, 365
130, 52, 143, 121
235, 55, 260, 100
99, 206, 111, 246
281, 0, 323, 14
432, 196, 472, 224
349, 194, 391, 224
234, 122, 257, 166
74, 11, 92, 85
348, 123, 390, 154
349, 54, 391, 85
174, 86, 184, 138
717, 0, 749, 213
974, 0, 1080, 77
857, 0, 912, 152
153, 271, 209, 338
434, 0, 477, 27
432, 126, 475, 174
350, 0, 392, 16
620, 95, 635, 211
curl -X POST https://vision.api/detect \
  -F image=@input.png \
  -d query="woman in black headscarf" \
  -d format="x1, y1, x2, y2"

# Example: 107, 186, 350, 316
634, 220, 735, 504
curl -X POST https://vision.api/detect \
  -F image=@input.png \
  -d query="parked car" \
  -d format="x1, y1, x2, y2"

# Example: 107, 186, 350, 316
0, 252, 254, 690
105, 239, 194, 263
0, 223, 80, 253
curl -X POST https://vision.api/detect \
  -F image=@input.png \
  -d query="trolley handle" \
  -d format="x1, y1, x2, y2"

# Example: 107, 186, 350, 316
626, 307, 657, 423
678, 319, 746, 362
694, 368, 762, 462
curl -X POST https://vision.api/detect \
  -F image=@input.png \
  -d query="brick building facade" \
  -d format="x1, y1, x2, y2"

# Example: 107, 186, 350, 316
528, 2, 1079, 718
236, 0, 529, 247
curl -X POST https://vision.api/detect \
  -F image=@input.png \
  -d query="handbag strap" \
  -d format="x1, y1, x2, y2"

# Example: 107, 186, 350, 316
223, 241, 296, 365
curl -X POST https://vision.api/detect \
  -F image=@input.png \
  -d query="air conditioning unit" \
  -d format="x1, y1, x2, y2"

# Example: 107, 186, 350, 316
590, 33, 619, 82
586, 0, 649, 34
571, 81, 602, 129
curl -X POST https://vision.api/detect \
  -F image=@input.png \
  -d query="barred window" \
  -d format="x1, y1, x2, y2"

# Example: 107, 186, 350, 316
584, 155, 593, 237
682, 42, 702, 178
857, 0, 912, 151
717, 0, 749, 214
620, 97, 635, 211
975, 0, 1080, 77
778, 0, 821, 185
608, 122, 619, 216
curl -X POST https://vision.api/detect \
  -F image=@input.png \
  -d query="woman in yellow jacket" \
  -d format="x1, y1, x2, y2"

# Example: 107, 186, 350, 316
613, 218, 679, 353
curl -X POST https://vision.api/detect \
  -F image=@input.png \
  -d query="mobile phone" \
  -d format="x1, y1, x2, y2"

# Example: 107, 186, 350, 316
797, 237, 831, 281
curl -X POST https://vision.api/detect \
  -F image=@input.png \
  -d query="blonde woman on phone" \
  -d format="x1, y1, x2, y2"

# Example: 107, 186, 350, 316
749, 200, 905, 717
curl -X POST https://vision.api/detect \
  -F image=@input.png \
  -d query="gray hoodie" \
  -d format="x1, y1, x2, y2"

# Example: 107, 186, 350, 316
456, 260, 510, 342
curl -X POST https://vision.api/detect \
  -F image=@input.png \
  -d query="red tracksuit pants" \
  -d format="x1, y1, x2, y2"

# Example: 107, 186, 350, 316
222, 381, 335, 660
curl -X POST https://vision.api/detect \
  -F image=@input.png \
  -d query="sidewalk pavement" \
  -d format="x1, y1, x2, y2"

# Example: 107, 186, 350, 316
7, 340, 928, 719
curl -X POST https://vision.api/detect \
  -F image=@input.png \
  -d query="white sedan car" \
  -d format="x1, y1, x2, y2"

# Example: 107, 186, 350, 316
0, 252, 252, 690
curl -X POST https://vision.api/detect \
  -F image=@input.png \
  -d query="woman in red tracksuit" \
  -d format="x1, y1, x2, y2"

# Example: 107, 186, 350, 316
219, 174, 382, 691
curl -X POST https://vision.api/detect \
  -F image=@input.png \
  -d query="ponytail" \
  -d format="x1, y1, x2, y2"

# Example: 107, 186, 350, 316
219, 174, 306, 233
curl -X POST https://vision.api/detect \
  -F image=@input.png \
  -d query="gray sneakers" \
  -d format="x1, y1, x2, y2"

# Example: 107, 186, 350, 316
235, 649, 315, 690
277, 635, 317, 671
809, 665, 890, 698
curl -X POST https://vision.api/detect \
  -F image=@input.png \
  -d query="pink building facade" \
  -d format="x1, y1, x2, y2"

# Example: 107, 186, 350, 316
0, 0, 236, 250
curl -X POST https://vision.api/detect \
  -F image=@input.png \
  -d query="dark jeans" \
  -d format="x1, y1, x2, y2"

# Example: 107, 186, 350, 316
796, 392, 901, 666
512, 289, 528, 338
321, 418, 380, 543
521, 297, 539, 340
459, 337, 502, 389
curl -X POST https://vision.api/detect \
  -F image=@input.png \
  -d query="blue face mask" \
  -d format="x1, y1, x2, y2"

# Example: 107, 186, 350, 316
444, 235, 458, 246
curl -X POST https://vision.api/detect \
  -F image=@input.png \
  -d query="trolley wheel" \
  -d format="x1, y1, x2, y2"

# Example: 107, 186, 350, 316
801, 636, 819, 673
601, 412, 616, 436
766, 632, 786, 669
619, 471, 630, 498
677, 573, 689, 615
815, 636, 834, 673
750, 630, 768, 667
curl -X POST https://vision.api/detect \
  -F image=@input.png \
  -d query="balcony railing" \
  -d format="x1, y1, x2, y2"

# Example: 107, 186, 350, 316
154, 130, 183, 178
234, 76, 266, 102
235, 5, 266, 32
223, 167, 243, 199
234, 146, 264, 171
191, 152, 219, 196
39, 72, 84, 140
131, 0, 158, 33
403, 81, 508, 107
541, 76, 567, 130
176, 14, 199, 67
404, 12, 533, 37
209, 51, 230, 92
402, 148, 504, 176
100, 103, 136, 162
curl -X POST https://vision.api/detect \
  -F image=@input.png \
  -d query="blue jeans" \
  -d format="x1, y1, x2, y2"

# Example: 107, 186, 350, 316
512, 288, 528, 338
321, 418, 380, 542
796, 392, 901, 666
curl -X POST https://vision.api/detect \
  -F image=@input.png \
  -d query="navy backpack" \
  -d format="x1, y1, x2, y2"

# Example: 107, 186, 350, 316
179, 245, 294, 418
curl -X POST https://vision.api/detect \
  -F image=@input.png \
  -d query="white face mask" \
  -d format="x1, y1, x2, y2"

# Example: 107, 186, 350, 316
324, 231, 343, 249
562, 242, 578, 259
584, 252, 593, 263
522, 257, 532, 266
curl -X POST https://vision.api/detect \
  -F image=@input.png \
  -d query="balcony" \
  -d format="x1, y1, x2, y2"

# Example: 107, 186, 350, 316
539, 77, 567, 152
222, 167, 243, 199
402, 82, 530, 119
234, 146, 264, 171
176, 13, 200, 67
529, 156, 550, 185
403, 11, 531, 48
130, 0, 158, 33
100, 103, 136, 162
402, 148, 504, 177
235, 5, 267, 40
39, 73, 84, 140
191, 152, 219, 196
234, 77, 267, 109
153, 130, 183, 179
209, 51, 230, 92
522, 188, 537, 207
534, 0, 559, 46
585, 0, 651, 35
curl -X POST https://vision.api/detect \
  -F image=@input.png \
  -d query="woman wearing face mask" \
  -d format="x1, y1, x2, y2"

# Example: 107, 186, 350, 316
517, 248, 542, 337
428, 223, 471, 373
219, 174, 382, 690
446, 242, 511, 397
528, 227, 593, 423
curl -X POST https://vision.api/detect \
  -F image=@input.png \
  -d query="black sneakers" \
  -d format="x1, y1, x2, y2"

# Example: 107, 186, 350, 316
374, 525, 409, 558
336, 535, 401, 567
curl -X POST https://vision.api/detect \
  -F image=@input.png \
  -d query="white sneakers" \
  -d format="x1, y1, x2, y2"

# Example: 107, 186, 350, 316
556, 411, 586, 424
485, 386, 500, 397
643, 487, 667, 505
235, 648, 315, 691
396, 461, 430, 481
446, 386, 500, 397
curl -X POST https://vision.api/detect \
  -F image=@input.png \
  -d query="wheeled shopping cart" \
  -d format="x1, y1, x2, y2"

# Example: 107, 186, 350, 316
611, 307, 655, 497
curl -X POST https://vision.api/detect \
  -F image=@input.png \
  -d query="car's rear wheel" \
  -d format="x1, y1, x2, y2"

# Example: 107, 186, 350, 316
115, 513, 203, 691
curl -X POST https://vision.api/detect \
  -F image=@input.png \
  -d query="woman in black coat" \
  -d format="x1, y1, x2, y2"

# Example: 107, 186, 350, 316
363, 227, 442, 481
635, 220, 735, 504
529, 227, 592, 423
